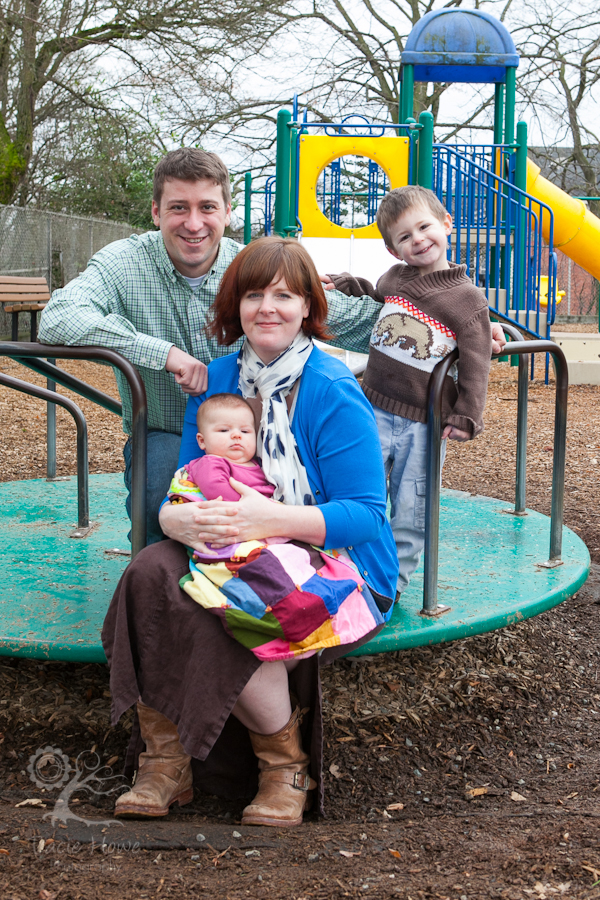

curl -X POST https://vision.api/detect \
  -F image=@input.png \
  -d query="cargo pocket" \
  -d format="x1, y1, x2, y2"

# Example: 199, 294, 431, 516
414, 476, 427, 530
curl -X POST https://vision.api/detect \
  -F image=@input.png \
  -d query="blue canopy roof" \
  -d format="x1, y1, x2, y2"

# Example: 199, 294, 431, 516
402, 9, 519, 83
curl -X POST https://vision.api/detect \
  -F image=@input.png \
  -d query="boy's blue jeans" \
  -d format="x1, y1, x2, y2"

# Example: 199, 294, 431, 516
373, 407, 446, 594
123, 429, 182, 545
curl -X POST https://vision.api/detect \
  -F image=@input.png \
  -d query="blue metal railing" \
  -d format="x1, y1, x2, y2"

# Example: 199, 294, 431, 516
433, 144, 556, 343
320, 159, 341, 225
444, 143, 513, 181
263, 175, 276, 236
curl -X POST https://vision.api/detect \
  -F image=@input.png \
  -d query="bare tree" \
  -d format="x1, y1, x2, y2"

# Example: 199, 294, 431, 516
514, 0, 600, 214
0, 0, 280, 204
171, 0, 522, 186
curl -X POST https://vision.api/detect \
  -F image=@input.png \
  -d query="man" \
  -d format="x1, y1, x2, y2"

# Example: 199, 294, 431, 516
38, 149, 385, 543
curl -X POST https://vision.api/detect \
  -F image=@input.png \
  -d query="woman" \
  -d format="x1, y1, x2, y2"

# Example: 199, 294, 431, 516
102, 237, 398, 827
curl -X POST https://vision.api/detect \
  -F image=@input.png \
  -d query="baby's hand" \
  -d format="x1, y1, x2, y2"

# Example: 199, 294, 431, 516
442, 425, 470, 442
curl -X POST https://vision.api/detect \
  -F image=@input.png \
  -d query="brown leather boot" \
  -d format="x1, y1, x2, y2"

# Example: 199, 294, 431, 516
115, 702, 193, 818
241, 706, 316, 828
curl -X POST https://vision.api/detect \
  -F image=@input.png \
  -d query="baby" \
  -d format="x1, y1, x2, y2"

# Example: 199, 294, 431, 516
169, 393, 274, 505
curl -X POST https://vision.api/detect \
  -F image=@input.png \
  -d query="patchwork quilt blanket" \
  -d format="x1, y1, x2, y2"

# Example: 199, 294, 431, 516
170, 469, 384, 661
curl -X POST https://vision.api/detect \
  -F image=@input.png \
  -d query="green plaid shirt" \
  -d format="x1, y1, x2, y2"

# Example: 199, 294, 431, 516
39, 231, 379, 434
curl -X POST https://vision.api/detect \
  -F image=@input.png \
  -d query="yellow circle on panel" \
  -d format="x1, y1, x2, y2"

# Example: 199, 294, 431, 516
298, 135, 410, 239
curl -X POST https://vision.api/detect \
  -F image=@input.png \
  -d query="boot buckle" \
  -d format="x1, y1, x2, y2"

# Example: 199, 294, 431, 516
292, 772, 311, 791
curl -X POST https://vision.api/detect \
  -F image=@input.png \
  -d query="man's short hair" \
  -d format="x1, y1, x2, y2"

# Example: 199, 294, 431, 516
196, 393, 255, 432
377, 186, 449, 248
153, 149, 231, 208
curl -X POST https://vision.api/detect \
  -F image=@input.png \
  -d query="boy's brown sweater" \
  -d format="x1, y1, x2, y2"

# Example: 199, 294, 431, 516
331, 262, 491, 437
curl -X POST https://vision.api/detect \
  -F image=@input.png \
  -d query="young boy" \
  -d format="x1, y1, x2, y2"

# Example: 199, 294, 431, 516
325, 185, 492, 598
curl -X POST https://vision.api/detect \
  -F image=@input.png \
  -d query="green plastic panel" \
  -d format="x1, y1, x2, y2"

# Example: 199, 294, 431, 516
0, 480, 590, 663
348, 489, 590, 657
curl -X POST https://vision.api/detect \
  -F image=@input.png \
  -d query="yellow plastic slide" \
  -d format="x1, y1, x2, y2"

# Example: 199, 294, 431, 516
526, 159, 600, 280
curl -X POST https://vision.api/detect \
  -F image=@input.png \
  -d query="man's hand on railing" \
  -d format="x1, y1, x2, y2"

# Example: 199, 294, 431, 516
166, 346, 208, 395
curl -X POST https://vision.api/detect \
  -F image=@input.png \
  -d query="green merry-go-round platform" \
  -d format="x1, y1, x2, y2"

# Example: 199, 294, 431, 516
0, 475, 589, 663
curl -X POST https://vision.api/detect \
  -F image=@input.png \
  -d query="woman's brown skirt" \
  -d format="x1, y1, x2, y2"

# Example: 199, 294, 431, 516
102, 539, 381, 814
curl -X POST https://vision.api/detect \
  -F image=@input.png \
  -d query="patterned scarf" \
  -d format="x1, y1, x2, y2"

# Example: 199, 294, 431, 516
237, 333, 315, 506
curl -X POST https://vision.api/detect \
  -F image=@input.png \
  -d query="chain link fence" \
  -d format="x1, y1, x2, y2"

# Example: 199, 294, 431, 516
0, 205, 145, 338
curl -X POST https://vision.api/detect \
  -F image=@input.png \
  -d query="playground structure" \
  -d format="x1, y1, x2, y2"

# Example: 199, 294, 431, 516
0, 8, 592, 664
244, 9, 600, 378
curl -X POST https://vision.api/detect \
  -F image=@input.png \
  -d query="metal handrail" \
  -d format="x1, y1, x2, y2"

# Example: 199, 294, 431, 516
498, 322, 530, 514
423, 338, 568, 615
14, 356, 122, 415
0, 371, 90, 532
0, 343, 147, 557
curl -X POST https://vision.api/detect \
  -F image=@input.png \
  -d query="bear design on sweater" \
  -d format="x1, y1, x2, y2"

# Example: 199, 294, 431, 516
372, 311, 454, 362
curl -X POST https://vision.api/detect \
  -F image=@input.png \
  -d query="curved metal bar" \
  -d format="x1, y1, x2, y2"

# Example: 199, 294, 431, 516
0, 371, 89, 530
0, 343, 147, 556
14, 356, 122, 416
424, 339, 568, 613
499, 322, 523, 343
515, 349, 529, 514
494, 321, 530, 514
46, 360, 57, 479
424, 350, 459, 614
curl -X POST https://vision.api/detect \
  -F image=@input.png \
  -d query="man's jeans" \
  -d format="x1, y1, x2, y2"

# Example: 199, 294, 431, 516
373, 407, 446, 594
123, 429, 182, 546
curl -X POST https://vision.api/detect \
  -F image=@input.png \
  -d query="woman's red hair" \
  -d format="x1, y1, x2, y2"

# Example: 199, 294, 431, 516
209, 237, 332, 345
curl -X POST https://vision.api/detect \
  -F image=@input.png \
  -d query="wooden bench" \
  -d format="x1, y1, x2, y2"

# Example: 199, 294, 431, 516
0, 276, 50, 341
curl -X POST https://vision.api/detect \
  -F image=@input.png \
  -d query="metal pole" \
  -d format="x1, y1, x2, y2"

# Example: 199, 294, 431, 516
515, 122, 527, 191
423, 336, 568, 613
274, 109, 292, 237
15, 356, 122, 415
288, 126, 299, 235
244, 173, 252, 245
515, 351, 529, 513
500, 322, 529, 514
423, 349, 458, 615
45, 217, 57, 480
515, 121, 528, 324
493, 84, 504, 145
502, 339, 567, 563
417, 111, 434, 190
400, 65, 414, 122
405, 117, 417, 185
504, 68, 516, 146
47, 214, 52, 294
0, 371, 89, 531
549, 348, 568, 561
46, 359, 57, 480
1, 344, 147, 556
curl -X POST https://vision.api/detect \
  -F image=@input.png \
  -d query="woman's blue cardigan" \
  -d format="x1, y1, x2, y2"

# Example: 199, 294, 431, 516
176, 346, 398, 619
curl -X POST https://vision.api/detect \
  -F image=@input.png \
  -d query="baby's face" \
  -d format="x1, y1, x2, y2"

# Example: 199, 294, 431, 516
197, 405, 257, 464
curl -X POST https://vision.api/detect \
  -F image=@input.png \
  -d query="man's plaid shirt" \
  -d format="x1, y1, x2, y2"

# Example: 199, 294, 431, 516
39, 231, 380, 435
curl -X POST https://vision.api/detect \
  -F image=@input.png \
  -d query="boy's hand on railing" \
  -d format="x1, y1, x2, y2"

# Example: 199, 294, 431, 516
491, 322, 507, 354
442, 425, 471, 442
